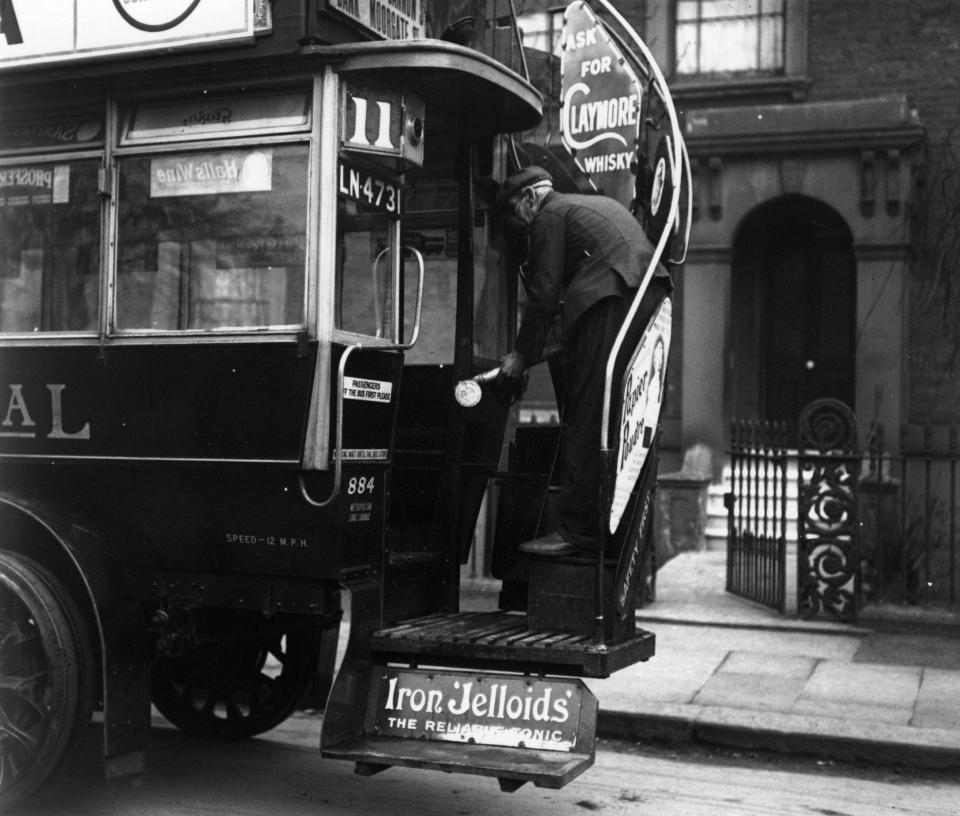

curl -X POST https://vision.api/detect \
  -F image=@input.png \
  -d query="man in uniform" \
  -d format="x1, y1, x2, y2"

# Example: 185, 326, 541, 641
496, 166, 671, 556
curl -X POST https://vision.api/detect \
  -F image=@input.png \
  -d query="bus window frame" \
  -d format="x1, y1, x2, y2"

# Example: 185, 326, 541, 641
107, 86, 317, 341
326, 70, 410, 352
332, 192, 404, 345
303, 68, 417, 472
109, 137, 314, 338
0, 82, 330, 347
119, 89, 312, 147
0, 104, 107, 159
0, 150, 106, 341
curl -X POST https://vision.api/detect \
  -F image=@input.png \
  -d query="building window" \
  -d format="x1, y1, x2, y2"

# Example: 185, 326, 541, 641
676, 0, 785, 77
515, 8, 565, 56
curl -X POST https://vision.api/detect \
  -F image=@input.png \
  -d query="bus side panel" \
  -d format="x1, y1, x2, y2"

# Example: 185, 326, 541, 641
0, 343, 315, 462
1, 462, 388, 581
0, 342, 392, 581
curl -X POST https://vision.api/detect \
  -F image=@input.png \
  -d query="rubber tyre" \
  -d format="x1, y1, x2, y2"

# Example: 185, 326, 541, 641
0, 551, 97, 810
151, 614, 317, 741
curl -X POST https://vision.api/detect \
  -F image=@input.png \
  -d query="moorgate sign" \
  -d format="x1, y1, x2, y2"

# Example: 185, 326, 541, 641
0, 0, 259, 69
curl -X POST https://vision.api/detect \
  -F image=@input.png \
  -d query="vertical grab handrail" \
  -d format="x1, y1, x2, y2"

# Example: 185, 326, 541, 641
371, 246, 391, 338
669, 137, 693, 266
299, 247, 425, 508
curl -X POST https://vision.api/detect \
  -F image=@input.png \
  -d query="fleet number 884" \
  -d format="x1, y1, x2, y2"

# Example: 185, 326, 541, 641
347, 476, 375, 495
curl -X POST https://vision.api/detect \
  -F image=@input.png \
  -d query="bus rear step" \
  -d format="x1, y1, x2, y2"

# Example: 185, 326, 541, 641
321, 663, 599, 791
371, 611, 655, 678
323, 735, 595, 791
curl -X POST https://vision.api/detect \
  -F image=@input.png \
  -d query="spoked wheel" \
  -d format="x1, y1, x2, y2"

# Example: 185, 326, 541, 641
151, 612, 318, 740
0, 551, 97, 810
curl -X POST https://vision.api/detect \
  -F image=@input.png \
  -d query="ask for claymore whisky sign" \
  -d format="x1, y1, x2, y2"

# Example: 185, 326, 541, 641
559, 0, 643, 209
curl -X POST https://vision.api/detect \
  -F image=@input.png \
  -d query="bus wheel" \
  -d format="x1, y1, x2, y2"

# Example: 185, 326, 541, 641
0, 551, 97, 809
151, 614, 317, 740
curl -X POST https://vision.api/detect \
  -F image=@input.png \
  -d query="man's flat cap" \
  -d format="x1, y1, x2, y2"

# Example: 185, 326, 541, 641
496, 166, 553, 205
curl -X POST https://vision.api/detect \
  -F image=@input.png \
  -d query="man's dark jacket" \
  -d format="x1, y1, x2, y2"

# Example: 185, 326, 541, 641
515, 191, 669, 363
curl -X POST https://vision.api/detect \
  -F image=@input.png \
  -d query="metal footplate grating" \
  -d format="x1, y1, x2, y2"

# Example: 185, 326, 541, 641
371, 611, 655, 678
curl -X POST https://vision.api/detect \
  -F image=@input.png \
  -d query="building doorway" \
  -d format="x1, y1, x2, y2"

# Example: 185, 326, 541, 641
730, 195, 856, 424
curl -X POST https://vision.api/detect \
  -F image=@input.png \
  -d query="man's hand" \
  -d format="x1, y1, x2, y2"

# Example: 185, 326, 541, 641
499, 350, 526, 379
496, 350, 528, 404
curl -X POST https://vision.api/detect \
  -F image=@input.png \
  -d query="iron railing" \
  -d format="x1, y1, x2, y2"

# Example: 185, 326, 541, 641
863, 423, 960, 609
795, 399, 860, 622
728, 399, 861, 621
726, 419, 790, 614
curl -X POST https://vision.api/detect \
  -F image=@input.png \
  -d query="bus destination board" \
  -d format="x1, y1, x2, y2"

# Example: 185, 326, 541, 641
0, 0, 258, 70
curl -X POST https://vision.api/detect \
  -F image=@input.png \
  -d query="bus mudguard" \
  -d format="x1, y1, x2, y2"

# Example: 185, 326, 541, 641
0, 492, 151, 781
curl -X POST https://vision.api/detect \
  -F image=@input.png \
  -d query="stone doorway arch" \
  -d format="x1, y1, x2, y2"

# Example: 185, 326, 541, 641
729, 194, 856, 424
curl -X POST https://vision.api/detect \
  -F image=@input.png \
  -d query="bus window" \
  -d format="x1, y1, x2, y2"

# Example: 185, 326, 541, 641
115, 144, 308, 332
399, 222, 455, 365
396, 172, 458, 365
0, 159, 100, 333
335, 164, 400, 339
474, 212, 511, 362
399, 183, 508, 365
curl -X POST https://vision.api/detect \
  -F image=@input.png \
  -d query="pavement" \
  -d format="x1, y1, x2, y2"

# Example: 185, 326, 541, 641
462, 547, 960, 770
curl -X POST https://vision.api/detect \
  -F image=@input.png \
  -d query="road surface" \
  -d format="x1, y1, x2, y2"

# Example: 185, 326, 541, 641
14, 716, 960, 816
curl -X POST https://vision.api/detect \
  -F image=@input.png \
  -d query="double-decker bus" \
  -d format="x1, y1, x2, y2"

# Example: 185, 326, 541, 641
0, 0, 688, 806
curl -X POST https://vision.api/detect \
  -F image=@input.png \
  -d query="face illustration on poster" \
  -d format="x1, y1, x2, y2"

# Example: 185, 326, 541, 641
645, 335, 665, 425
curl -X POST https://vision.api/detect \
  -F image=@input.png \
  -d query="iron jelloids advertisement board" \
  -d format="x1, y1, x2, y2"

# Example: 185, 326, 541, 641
0, 0, 261, 70
560, 0, 642, 208
373, 668, 594, 752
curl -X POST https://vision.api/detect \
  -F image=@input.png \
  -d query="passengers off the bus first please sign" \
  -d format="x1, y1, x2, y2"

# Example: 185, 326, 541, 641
0, 0, 262, 69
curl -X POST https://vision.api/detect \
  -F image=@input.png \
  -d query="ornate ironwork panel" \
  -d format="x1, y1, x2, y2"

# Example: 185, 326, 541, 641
797, 399, 859, 621
726, 418, 789, 613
